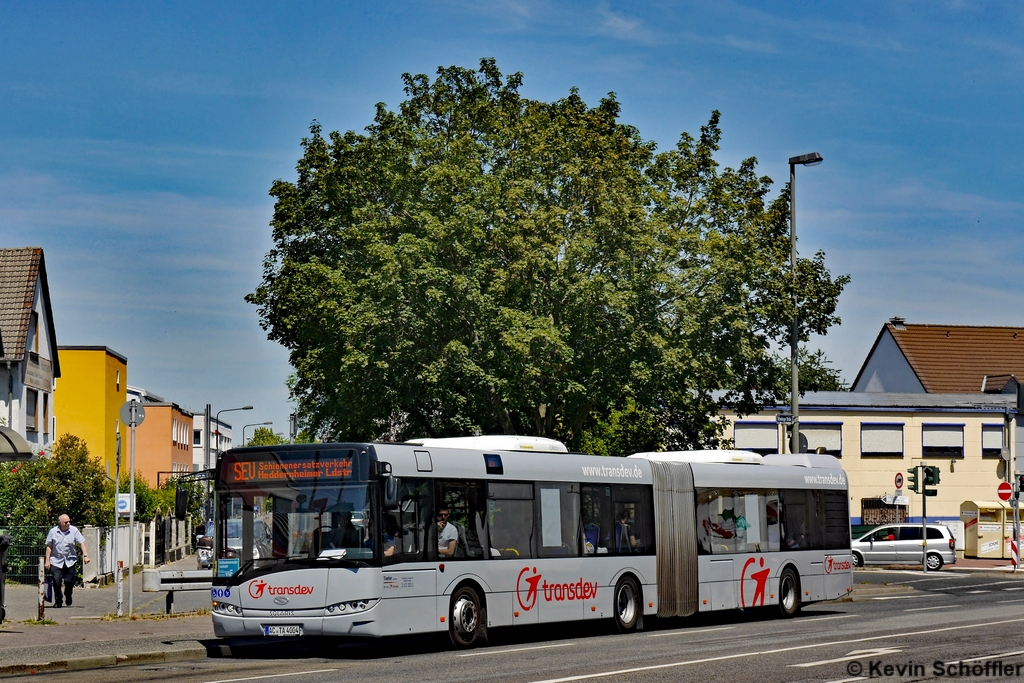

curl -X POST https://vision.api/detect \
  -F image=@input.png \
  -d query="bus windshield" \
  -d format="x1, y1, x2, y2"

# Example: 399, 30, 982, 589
217, 482, 376, 573
215, 447, 379, 576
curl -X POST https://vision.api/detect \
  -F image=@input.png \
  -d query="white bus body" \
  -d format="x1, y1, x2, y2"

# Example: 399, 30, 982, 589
210, 440, 852, 645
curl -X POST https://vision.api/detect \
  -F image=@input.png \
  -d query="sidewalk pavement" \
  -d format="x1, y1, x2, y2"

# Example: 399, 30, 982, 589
0, 554, 217, 675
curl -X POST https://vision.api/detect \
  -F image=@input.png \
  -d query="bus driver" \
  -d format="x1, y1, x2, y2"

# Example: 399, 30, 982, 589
437, 507, 458, 557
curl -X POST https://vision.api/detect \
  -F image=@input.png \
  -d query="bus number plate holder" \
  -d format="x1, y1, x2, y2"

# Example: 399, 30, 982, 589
263, 625, 303, 637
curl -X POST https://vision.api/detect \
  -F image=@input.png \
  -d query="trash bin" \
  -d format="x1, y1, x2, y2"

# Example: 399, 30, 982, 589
0, 534, 11, 624
961, 501, 1009, 558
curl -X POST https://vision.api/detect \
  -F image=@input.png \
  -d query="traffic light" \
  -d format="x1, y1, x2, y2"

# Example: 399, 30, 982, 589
923, 465, 940, 487
907, 466, 920, 493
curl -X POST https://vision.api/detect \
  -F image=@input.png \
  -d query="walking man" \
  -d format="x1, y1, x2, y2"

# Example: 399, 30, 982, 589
44, 514, 89, 608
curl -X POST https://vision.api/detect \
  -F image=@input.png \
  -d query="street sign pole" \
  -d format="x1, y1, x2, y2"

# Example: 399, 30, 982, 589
114, 429, 122, 617
120, 400, 145, 618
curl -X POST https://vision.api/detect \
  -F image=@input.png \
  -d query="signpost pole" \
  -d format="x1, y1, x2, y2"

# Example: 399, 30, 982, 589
129, 416, 136, 617
114, 429, 122, 617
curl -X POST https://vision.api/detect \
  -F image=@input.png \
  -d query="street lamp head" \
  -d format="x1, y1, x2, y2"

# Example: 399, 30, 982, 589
242, 405, 254, 411
789, 152, 823, 167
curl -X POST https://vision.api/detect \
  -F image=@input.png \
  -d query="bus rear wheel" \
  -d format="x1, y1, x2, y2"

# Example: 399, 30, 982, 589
449, 585, 486, 648
614, 576, 641, 632
778, 567, 801, 618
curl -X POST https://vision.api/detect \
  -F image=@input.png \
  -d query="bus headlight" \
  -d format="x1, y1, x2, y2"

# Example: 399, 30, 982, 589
325, 598, 379, 615
212, 601, 243, 616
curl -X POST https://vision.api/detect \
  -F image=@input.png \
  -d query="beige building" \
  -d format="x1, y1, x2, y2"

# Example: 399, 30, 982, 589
722, 392, 1019, 530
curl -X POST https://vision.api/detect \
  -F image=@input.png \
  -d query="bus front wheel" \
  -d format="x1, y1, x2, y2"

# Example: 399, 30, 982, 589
449, 585, 486, 648
778, 567, 801, 618
614, 576, 641, 632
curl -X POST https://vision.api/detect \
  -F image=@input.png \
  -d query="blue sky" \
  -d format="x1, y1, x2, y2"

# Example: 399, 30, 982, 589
2, 1, 1023, 436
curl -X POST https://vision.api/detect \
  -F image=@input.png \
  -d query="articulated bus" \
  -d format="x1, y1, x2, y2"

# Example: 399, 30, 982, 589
210, 436, 852, 647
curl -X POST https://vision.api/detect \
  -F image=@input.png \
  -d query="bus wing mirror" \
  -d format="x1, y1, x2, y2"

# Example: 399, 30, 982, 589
174, 487, 189, 521
384, 476, 401, 508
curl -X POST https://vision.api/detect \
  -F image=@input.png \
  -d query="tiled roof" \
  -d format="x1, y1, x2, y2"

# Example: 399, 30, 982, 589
880, 323, 1024, 393
0, 247, 59, 376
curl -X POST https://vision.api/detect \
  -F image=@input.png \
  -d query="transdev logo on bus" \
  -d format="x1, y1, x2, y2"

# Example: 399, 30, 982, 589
248, 579, 315, 599
516, 567, 598, 612
802, 473, 847, 487
824, 555, 851, 574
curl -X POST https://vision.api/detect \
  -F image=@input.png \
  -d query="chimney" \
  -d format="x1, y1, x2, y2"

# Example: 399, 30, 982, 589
889, 316, 906, 330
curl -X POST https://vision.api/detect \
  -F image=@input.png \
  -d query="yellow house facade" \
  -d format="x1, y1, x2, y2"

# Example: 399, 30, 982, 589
53, 346, 128, 477
721, 392, 1019, 535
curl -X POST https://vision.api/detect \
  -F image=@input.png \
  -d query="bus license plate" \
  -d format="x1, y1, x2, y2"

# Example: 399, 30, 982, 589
263, 625, 303, 637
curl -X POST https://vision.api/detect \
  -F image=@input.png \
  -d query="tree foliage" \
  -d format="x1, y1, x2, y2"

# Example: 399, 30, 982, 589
246, 426, 288, 447
248, 59, 849, 452
0, 434, 109, 527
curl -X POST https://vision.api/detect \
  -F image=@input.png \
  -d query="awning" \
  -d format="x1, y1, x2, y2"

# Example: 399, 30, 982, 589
0, 426, 34, 461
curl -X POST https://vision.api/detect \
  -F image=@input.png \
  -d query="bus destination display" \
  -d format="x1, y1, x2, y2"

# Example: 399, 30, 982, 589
222, 452, 357, 485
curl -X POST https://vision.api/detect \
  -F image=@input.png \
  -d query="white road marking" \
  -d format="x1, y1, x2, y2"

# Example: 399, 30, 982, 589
824, 678, 867, 683
864, 570, 968, 578
791, 647, 902, 668
948, 648, 1024, 665
800, 614, 859, 622
940, 580, 1020, 590
1003, 587, 1024, 591
458, 642, 575, 657
526, 617, 1024, 683
966, 590, 990, 594
649, 626, 735, 638
905, 604, 959, 612
202, 670, 338, 683
871, 594, 941, 601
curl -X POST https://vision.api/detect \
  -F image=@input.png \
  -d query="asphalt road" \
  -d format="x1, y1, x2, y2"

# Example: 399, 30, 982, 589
26, 570, 1024, 683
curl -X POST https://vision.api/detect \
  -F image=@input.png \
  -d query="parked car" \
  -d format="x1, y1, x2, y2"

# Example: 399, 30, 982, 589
851, 523, 957, 570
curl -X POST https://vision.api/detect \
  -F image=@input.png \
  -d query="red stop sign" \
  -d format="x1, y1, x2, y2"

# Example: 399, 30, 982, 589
998, 481, 1013, 501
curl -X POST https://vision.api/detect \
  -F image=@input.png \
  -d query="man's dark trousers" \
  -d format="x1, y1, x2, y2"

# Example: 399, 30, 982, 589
51, 563, 77, 607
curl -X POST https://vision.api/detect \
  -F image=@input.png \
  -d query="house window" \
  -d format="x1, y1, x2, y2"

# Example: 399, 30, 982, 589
802, 423, 842, 456
26, 389, 38, 431
42, 393, 49, 436
861, 423, 904, 457
31, 311, 39, 352
733, 422, 778, 455
922, 424, 964, 458
982, 424, 1004, 458
116, 369, 120, 392
194, 429, 202, 446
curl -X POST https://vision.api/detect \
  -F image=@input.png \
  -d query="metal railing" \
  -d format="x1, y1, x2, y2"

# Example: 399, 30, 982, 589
0, 526, 48, 584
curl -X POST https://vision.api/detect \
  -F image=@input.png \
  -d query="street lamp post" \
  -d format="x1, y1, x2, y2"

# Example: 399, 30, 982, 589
213, 406, 253, 457
242, 421, 273, 447
205, 405, 252, 524
788, 152, 823, 454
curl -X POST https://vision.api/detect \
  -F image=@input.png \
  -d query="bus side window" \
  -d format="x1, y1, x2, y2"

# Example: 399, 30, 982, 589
437, 480, 488, 560
387, 479, 433, 565
611, 485, 654, 555
581, 485, 613, 555
487, 482, 534, 559
536, 483, 580, 558
780, 489, 825, 550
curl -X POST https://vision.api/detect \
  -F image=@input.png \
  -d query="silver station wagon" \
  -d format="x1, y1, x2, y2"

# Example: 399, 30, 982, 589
851, 524, 957, 571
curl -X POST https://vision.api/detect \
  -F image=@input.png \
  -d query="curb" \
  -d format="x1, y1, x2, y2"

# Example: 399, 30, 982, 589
0, 646, 208, 677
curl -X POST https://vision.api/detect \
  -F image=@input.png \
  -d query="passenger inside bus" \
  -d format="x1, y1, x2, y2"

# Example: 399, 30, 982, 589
437, 507, 458, 557
614, 508, 640, 552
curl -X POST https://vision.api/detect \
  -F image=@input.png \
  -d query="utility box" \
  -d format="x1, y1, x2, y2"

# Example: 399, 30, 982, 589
961, 501, 1009, 558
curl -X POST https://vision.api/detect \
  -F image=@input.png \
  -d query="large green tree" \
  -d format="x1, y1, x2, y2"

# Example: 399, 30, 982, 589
248, 59, 849, 452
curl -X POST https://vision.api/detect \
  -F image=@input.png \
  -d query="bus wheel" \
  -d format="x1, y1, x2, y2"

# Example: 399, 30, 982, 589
449, 585, 485, 648
614, 576, 641, 632
778, 567, 801, 618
